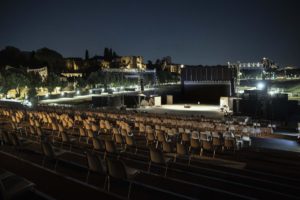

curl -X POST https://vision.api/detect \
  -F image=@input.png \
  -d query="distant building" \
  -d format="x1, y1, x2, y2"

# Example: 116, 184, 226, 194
27, 66, 48, 81
113, 56, 146, 70
163, 64, 182, 74
160, 56, 181, 74
100, 60, 110, 69
61, 72, 83, 78
65, 57, 84, 71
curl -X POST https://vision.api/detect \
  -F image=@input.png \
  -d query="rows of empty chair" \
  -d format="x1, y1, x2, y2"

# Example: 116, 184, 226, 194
2, 106, 298, 200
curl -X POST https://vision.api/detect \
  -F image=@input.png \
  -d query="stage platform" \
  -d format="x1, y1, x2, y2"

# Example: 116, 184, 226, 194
135, 104, 224, 119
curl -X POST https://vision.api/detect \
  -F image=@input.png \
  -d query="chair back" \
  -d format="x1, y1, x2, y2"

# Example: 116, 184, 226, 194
212, 137, 222, 146
150, 148, 165, 164
10, 133, 21, 147
105, 140, 117, 153
224, 139, 235, 148
202, 140, 213, 150
61, 132, 69, 143
176, 143, 188, 155
181, 132, 190, 142
162, 141, 173, 153
2, 131, 11, 145
106, 158, 127, 180
125, 135, 135, 146
190, 138, 200, 149
92, 138, 105, 151
41, 142, 55, 159
86, 151, 106, 173
157, 131, 166, 143
114, 134, 124, 145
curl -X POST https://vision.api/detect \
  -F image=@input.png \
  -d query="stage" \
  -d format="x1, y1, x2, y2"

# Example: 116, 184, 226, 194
135, 104, 224, 119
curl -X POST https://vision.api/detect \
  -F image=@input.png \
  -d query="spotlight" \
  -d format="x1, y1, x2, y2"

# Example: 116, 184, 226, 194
257, 82, 265, 90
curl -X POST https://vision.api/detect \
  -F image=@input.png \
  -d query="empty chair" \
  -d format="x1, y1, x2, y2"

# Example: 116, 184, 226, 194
223, 138, 236, 152
106, 158, 139, 199
181, 132, 190, 145
146, 130, 156, 146
60, 132, 77, 151
79, 127, 88, 144
92, 138, 105, 152
156, 130, 168, 148
175, 143, 190, 164
86, 151, 107, 186
87, 129, 95, 144
162, 141, 174, 155
201, 140, 215, 158
0, 172, 35, 200
1, 131, 12, 145
35, 127, 44, 142
189, 137, 201, 156
212, 136, 222, 151
104, 140, 119, 159
125, 135, 138, 154
113, 133, 125, 149
41, 141, 63, 171
148, 148, 171, 176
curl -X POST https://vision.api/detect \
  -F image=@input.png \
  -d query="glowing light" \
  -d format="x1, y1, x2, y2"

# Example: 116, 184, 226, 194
257, 82, 265, 90
180, 64, 184, 68
61, 92, 65, 96
89, 89, 93, 94
45, 93, 49, 98
76, 90, 80, 95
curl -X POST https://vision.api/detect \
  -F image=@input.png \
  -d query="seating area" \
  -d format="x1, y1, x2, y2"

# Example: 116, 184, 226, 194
0, 105, 300, 199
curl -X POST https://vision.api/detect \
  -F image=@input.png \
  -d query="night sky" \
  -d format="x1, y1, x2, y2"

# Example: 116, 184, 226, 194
0, 0, 299, 66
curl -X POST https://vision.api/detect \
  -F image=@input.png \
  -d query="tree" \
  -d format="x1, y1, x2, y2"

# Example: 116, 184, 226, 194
112, 51, 118, 59
104, 47, 110, 61
147, 60, 154, 69
87, 70, 105, 88
34, 48, 65, 73
109, 48, 113, 61
27, 72, 43, 89
45, 73, 61, 93
85, 49, 89, 60
27, 87, 37, 105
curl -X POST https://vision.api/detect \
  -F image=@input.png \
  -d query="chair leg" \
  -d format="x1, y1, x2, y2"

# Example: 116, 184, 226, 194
103, 176, 108, 189
86, 170, 90, 183
107, 176, 110, 192
148, 161, 151, 172
42, 156, 46, 167
213, 149, 216, 158
128, 182, 132, 199
200, 148, 203, 157
54, 159, 59, 171
164, 165, 168, 177
135, 147, 138, 154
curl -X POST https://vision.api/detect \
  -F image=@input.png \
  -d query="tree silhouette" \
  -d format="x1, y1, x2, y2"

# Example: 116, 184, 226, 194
85, 49, 89, 60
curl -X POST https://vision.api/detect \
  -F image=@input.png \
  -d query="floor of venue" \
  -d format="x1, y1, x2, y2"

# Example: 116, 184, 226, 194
136, 104, 224, 119
0, 106, 300, 200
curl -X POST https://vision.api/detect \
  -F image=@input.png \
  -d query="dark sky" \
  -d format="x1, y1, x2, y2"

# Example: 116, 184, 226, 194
0, 0, 300, 66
